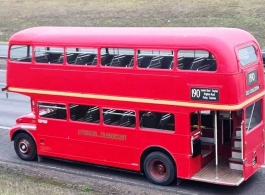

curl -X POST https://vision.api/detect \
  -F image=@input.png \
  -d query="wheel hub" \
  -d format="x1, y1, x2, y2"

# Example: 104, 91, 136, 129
157, 164, 165, 174
19, 140, 30, 154
150, 160, 167, 179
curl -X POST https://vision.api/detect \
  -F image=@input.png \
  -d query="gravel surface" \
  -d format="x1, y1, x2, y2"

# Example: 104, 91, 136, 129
0, 161, 178, 195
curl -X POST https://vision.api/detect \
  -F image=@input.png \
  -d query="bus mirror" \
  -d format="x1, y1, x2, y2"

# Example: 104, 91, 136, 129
1, 86, 7, 91
1, 86, 8, 98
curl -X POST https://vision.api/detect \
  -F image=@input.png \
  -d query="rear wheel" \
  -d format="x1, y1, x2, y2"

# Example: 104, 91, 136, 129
14, 133, 37, 161
143, 151, 176, 185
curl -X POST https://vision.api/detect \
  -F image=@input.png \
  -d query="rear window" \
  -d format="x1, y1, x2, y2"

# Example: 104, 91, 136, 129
238, 46, 258, 66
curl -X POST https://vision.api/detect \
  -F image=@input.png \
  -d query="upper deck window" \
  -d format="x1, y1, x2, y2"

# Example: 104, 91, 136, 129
238, 46, 258, 66
34, 47, 64, 64
100, 48, 134, 68
66, 48, 97, 66
177, 50, 216, 71
10, 45, 32, 62
137, 50, 173, 69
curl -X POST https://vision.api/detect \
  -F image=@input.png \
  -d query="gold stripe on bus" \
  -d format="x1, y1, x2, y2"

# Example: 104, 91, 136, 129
8, 87, 265, 110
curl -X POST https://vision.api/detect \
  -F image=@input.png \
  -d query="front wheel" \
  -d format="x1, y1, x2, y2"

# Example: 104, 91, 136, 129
14, 133, 37, 161
143, 151, 176, 186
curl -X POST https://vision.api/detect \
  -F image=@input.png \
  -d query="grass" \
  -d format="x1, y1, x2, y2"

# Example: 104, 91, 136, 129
0, 0, 265, 46
80, 185, 94, 192
0, 166, 95, 195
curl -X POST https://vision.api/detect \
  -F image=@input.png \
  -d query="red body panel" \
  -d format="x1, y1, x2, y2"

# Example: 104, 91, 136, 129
243, 124, 264, 179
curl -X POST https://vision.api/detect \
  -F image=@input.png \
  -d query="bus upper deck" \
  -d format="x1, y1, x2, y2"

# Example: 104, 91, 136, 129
4, 27, 265, 109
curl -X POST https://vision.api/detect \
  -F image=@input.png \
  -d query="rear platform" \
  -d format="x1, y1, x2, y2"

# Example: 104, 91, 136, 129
191, 158, 244, 186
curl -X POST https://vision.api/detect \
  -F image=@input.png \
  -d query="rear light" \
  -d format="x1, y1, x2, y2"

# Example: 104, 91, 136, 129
16, 118, 36, 124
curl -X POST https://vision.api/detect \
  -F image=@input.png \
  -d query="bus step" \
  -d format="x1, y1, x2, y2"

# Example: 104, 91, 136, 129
232, 151, 242, 158
233, 136, 241, 140
234, 141, 241, 148
231, 147, 242, 152
201, 142, 214, 151
236, 130, 241, 137
229, 157, 243, 171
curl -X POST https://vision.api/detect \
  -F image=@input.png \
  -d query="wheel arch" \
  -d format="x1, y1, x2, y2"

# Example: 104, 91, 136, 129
11, 129, 37, 145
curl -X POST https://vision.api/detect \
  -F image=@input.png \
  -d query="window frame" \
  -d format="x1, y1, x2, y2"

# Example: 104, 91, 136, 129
102, 107, 137, 129
65, 47, 98, 67
190, 111, 200, 132
69, 103, 100, 125
9, 44, 33, 63
238, 45, 258, 67
176, 49, 217, 72
138, 109, 176, 132
245, 99, 263, 132
33, 46, 65, 65
37, 101, 67, 121
135, 48, 175, 71
99, 47, 135, 69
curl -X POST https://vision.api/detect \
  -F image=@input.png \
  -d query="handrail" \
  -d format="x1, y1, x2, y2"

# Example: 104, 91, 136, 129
214, 111, 218, 179
241, 120, 244, 160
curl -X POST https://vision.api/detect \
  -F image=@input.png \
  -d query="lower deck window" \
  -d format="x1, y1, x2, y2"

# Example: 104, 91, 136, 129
70, 104, 100, 123
246, 99, 262, 131
140, 111, 175, 131
103, 108, 136, 128
190, 112, 199, 131
38, 102, 67, 120
70, 104, 99, 123
190, 110, 214, 132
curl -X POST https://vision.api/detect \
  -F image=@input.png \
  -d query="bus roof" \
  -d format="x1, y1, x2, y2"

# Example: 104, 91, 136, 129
9, 27, 257, 50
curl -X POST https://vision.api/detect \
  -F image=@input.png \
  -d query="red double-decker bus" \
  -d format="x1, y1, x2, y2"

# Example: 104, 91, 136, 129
3, 27, 265, 186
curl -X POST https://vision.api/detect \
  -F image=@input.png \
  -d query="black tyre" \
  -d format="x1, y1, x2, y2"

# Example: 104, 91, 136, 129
143, 151, 176, 186
14, 133, 37, 161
